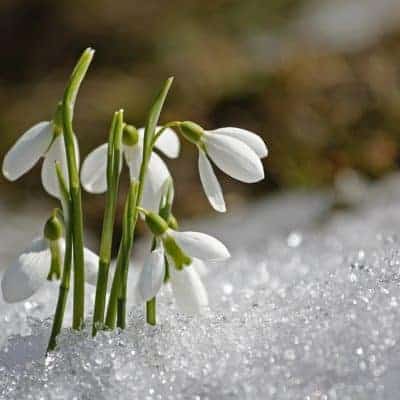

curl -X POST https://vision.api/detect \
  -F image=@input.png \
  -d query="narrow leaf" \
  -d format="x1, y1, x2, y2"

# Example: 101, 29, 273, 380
143, 77, 174, 159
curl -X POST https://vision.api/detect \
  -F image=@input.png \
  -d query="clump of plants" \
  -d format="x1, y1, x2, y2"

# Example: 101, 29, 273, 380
1, 48, 267, 352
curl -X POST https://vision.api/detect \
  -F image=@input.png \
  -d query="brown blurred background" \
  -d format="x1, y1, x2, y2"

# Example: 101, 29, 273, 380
1, 0, 400, 238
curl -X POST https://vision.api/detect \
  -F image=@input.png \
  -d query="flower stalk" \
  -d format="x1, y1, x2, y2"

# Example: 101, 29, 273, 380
105, 77, 174, 329
105, 181, 138, 329
62, 48, 94, 329
92, 110, 124, 335
146, 298, 157, 325
47, 163, 73, 352
145, 179, 174, 325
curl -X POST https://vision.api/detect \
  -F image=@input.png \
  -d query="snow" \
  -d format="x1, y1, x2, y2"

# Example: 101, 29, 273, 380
2, 174, 400, 399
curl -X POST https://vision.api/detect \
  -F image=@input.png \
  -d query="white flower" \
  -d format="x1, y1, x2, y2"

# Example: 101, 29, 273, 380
134, 229, 230, 315
81, 126, 179, 212
2, 121, 78, 198
1, 237, 99, 303
180, 123, 267, 212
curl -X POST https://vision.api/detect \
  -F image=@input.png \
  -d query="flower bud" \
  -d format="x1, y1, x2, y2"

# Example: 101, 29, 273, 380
179, 121, 204, 144
44, 215, 63, 241
145, 211, 169, 236
122, 124, 139, 146
163, 235, 191, 270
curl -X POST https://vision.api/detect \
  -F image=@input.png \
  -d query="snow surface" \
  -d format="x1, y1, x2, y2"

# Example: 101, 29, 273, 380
2, 174, 400, 399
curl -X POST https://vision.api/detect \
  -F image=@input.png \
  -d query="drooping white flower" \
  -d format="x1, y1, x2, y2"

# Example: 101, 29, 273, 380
179, 122, 267, 212
134, 226, 230, 315
81, 126, 179, 212
1, 237, 99, 303
2, 121, 79, 199
168, 263, 209, 315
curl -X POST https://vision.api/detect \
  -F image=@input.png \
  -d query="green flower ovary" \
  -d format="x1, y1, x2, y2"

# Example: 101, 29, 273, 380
178, 121, 204, 145
122, 125, 139, 146
163, 235, 191, 270
44, 214, 63, 241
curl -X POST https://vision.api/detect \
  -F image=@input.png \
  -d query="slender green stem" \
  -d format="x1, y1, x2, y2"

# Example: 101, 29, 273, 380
47, 164, 73, 352
145, 237, 158, 324
151, 121, 180, 146
145, 186, 174, 325
105, 77, 174, 329
62, 48, 94, 329
47, 240, 62, 281
104, 243, 124, 329
146, 298, 156, 325
92, 110, 124, 336
117, 190, 138, 329
105, 183, 137, 329
47, 228, 73, 352
163, 258, 170, 283
117, 78, 174, 328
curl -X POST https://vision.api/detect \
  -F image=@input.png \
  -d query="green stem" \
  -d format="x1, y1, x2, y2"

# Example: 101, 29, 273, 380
104, 243, 123, 329
106, 77, 174, 330
47, 228, 73, 352
92, 110, 124, 336
151, 122, 180, 146
145, 189, 174, 325
145, 237, 158, 325
47, 164, 73, 352
105, 183, 137, 329
117, 192, 139, 329
117, 297, 127, 329
146, 298, 156, 325
62, 48, 94, 330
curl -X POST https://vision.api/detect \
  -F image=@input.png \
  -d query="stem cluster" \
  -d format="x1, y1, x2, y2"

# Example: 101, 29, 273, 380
47, 49, 174, 349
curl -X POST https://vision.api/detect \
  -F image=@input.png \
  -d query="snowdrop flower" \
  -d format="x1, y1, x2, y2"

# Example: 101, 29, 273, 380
2, 119, 78, 199
81, 125, 180, 212
1, 216, 100, 303
134, 211, 230, 314
178, 122, 268, 212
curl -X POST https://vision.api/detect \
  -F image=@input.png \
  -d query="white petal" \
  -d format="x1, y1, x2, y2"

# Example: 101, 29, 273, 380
154, 127, 180, 158
212, 127, 268, 158
168, 230, 230, 262
41, 135, 79, 198
141, 152, 171, 212
127, 261, 145, 306
192, 258, 209, 277
169, 265, 208, 315
83, 247, 100, 286
2, 121, 53, 181
1, 238, 51, 303
205, 134, 264, 183
124, 142, 143, 181
198, 151, 226, 212
136, 247, 165, 302
80, 143, 108, 193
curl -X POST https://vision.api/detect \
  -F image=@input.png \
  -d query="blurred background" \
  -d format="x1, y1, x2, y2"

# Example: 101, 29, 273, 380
1, 0, 400, 251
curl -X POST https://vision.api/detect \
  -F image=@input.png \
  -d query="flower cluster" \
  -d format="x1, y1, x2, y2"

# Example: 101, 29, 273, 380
1, 48, 267, 351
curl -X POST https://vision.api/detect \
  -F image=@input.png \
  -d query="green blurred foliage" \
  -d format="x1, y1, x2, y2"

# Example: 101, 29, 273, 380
0, 0, 399, 228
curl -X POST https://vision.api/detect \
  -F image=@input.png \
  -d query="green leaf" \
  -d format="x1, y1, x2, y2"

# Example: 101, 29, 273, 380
64, 48, 95, 113
143, 77, 174, 158
106, 110, 124, 184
